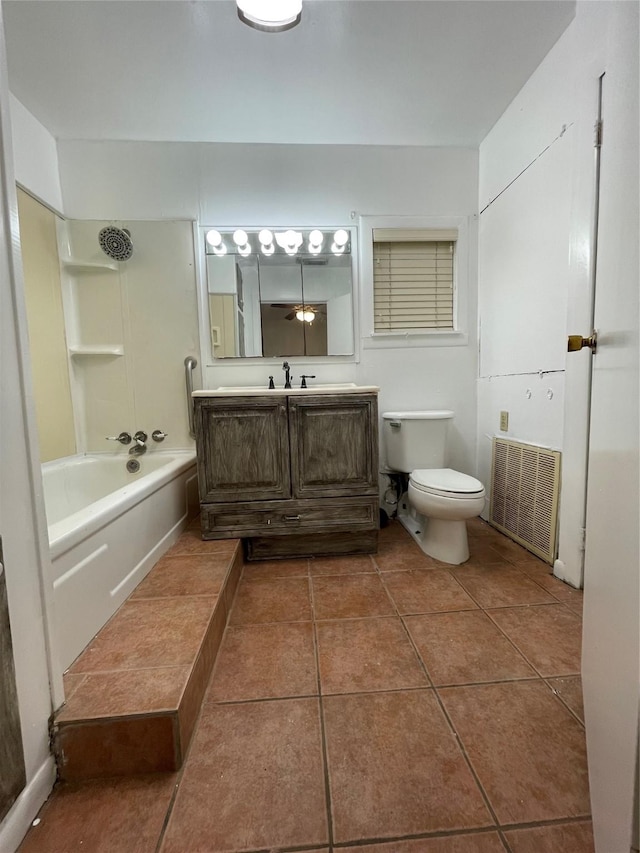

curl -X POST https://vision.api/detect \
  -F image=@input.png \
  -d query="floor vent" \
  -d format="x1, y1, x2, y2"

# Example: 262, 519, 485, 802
490, 438, 561, 565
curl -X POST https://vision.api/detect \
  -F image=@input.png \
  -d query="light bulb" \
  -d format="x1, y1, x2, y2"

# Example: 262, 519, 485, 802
213, 244, 227, 256
295, 310, 305, 322
239, 243, 251, 257
233, 229, 248, 247
309, 229, 324, 247
206, 229, 222, 248
333, 229, 349, 247
304, 310, 315, 322
236, 0, 302, 32
258, 229, 273, 246
331, 242, 345, 255
308, 243, 322, 255
261, 243, 275, 256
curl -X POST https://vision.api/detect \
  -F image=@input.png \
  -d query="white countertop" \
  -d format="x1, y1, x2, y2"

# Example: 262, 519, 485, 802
193, 384, 379, 397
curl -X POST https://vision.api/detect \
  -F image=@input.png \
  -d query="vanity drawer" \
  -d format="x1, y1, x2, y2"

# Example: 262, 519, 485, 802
200, 496, 378, 539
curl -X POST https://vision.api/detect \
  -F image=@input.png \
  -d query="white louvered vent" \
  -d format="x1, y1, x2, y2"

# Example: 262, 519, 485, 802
490, 438, 561, 564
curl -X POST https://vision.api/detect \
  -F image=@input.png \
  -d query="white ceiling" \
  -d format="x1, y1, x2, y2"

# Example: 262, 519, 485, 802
3, 0, 575, 147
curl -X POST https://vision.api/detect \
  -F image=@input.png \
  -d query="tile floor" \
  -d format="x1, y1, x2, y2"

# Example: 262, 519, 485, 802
19, 518, 593, 853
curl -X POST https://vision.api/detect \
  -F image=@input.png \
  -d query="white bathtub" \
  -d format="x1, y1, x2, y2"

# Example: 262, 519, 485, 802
43, 451, 198, 671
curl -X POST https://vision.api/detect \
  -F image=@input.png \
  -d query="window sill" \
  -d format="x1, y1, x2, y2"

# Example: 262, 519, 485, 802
362, 330, 469, 349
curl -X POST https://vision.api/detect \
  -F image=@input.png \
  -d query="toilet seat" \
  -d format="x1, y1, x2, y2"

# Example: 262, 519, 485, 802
410, 468, 485, 498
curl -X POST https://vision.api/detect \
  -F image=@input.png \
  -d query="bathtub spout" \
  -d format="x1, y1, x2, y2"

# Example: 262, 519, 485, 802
129, 431, 148, 455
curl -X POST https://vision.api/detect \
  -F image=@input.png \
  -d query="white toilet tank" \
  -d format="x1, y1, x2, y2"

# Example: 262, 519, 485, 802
382, 410, 454, 472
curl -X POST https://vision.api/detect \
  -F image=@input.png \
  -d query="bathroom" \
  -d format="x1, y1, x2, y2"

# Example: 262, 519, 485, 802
0, 1, 637, 852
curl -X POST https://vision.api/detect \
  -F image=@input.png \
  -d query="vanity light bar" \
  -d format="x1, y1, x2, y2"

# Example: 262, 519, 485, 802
205, 229, 351, 257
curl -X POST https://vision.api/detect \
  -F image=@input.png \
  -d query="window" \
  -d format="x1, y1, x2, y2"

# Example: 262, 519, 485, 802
372, 228, 457, 332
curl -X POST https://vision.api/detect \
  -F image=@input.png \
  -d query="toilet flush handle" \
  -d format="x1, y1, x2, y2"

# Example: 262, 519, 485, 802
389, 421, 402, 429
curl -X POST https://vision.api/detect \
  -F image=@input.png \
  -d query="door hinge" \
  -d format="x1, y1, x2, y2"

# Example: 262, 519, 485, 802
594, 119, 603, 148
579, 527, 586, 552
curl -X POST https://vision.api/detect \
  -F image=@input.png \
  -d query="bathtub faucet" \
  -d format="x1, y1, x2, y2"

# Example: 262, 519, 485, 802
129, 431, 148, 456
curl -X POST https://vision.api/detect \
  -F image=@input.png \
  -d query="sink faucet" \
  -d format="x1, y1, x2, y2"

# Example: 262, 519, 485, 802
282, 361, 292, 389
129, 430, 148, 456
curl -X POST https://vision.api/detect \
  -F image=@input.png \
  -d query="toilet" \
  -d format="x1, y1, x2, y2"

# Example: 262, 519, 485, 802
382, 410, 485, 565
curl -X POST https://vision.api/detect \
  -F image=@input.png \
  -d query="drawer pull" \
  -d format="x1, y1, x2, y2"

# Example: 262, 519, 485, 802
283, 515, 301, 521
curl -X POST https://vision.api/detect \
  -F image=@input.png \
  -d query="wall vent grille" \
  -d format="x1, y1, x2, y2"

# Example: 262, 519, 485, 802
490, 437, 561, 564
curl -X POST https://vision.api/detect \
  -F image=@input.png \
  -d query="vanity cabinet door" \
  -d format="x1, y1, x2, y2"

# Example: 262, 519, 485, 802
288, 394, 378, 499
194, 396, 291, 502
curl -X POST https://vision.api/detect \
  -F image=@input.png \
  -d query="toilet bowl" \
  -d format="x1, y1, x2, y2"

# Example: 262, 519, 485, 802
382, 411, 486, 565
404, 468, 485, 564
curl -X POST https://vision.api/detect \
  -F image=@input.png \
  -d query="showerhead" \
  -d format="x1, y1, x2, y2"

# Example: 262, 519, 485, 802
98, 226, 133, 261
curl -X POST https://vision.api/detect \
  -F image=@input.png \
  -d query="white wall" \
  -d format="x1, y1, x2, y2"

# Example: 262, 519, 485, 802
57, 141, 480, 473
10, 94, 62, 212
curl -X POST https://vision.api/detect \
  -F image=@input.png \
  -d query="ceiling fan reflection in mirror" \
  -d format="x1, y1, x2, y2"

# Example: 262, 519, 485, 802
270, 304, 326, 323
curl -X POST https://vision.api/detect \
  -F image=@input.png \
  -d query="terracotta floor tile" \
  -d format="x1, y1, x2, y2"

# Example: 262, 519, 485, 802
374, 538, 448, 572
508, 553, 555, 576
383, 570, 478, 615
164, 529, 239, 558
463, 541, 515, 569
160, 698, 328, 852
18, 774, 177, 853
484, 534, 535, 562
57, 666, 189, 720
130, 555, 230, 599
243, 558, 309, 579
406, 611, 535, 686
505, 820, 594, 852
466, 518, 499, 538
312, 574, 395, 620
62, 672, 86, 701
309, 554, 377, 575
69, 597, 216, 673
548, 675, 585, 723
323, 690, 492, 842
488, 604, 582, 676
316, 617, 427, 694
530, 572, 585, 608
379, 519, 413, 540
207, 622, 317, 701
340, 833, 505, 852
56, 715, 177, 780
440, 681, 590, 824
229, 577, 312, 624
451, 565, 556, 608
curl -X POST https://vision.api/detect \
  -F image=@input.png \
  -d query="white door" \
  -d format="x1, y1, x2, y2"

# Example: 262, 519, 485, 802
581, 5, 639, 851
0, 11, 58, 848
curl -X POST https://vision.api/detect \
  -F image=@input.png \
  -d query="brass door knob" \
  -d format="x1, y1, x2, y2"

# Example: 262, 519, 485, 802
568, 331, 597, 353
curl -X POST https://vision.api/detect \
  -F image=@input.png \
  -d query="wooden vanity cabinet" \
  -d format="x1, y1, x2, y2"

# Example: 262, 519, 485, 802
194, 396, 290, 502
194, 392, 379, 558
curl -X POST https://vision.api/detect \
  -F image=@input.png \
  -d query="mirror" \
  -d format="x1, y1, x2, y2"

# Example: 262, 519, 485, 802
204, 228, 355, 358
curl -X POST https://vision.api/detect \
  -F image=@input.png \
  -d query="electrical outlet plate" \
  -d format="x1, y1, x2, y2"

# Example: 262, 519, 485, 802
499, 411, 509, 431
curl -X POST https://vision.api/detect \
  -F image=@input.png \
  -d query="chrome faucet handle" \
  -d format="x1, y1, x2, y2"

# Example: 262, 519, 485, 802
106, 432, 132, 445
268, 376, 275, 389
151, 430, 167, 442
300, 374, 316, 389
133, 431, 148, 445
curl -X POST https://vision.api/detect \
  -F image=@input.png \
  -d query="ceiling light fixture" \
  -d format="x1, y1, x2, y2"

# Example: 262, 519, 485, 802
237, 0, 302, 32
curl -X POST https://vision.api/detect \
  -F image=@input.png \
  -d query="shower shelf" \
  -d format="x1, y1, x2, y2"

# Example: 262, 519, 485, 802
62, 258, 119, 274
69, 345, 124, 358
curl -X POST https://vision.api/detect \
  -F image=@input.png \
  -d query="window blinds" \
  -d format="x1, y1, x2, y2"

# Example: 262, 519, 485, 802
373, 229, 456, 332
